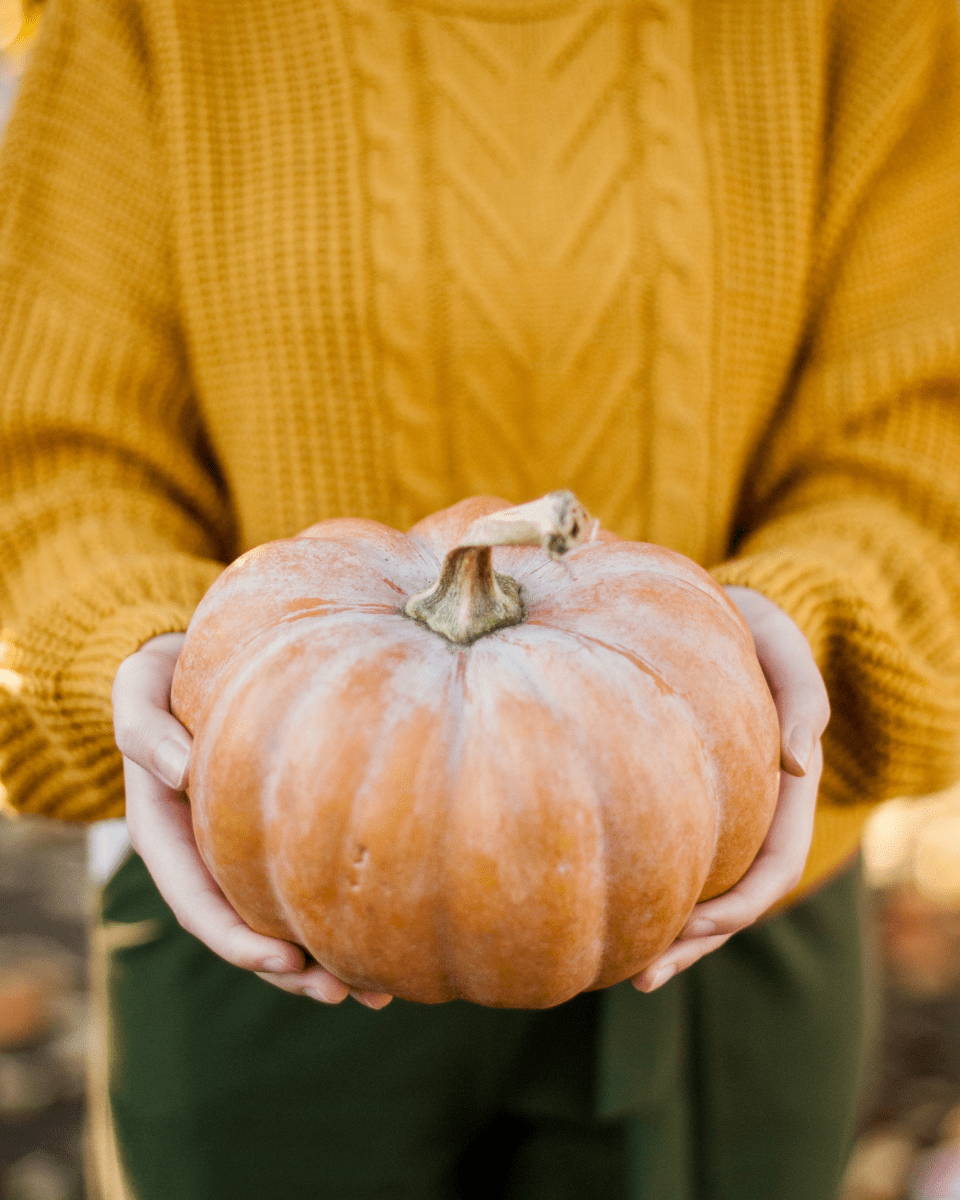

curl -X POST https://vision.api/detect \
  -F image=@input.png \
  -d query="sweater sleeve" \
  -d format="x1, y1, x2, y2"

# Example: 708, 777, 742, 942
712, 0, 960, 812
0, 0, 233, 821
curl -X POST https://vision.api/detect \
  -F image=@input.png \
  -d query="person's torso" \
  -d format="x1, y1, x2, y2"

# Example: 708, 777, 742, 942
149, 0, 822, 561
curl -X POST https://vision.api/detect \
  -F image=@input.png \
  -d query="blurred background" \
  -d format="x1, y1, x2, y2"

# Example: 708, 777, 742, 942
4, 2, 960, 1198
2, 5, 90, 1200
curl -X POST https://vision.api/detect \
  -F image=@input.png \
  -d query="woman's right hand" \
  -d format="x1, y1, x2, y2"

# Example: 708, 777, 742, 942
111, 632, 392, 1009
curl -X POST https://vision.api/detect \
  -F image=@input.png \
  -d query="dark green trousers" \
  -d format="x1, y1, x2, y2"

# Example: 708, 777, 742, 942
99, 854, 867, 1200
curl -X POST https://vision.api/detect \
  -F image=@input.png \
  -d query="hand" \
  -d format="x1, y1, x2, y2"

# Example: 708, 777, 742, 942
111, 633, 392, 1010
632, 586, 830, 993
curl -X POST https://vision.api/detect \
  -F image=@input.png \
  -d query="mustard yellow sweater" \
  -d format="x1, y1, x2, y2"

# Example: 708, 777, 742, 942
2, 0, 960, 901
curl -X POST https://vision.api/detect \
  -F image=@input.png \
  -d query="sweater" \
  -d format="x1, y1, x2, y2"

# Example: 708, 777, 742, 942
2, 0, 960, 904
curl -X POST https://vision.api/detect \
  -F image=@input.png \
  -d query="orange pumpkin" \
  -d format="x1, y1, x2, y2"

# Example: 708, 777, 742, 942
170, 492, 780, 1009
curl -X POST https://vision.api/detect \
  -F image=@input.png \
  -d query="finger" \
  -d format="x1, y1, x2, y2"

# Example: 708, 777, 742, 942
349, 990, 393, 1010
113, 637, 192, 789
752, 629, 828, 775
725, 588, 830, 776
252, 963, 354, 1004
251, 965, 391, 1008
632, 932, 731, 992
123, 757, 317, 979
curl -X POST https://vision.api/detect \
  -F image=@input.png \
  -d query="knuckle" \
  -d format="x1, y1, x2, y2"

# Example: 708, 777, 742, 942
172, 895, 213, 943
112, 644, 178, 710
726, 900, 757, 929
112, 648, 150, 695
114, 713, 189, 784
704, 900, 750, 935
110, 662, 133, 708
222, 922, 260, 970
112, 713, 147, 757
799, 678, 829, 716
174, 909, 200, 940
729, 888, 771, 927
788, 687, 829, 736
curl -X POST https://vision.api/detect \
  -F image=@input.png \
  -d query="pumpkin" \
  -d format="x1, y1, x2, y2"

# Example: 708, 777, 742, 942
170, 492, 780, 1009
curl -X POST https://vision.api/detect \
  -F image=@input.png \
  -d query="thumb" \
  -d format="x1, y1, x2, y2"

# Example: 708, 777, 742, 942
724, 587, 830, 777
112, 633, 192, 790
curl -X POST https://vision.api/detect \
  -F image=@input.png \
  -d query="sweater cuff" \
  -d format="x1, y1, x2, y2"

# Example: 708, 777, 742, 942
713, 552, 882, 907
0, 554, 222, 822
712, 547, 960, 807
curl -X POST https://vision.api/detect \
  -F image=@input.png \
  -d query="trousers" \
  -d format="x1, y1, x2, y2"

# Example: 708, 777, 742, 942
92, 853, 867, 1200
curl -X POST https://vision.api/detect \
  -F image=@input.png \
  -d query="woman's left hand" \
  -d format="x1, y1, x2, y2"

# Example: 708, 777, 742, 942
632, 586, 831, 993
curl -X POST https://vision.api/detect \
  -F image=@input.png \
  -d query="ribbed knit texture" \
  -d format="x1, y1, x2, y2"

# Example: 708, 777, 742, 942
2, 0, 960, 899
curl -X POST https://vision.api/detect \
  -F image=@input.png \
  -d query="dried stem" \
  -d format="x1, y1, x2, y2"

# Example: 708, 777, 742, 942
405, 491, 591, 644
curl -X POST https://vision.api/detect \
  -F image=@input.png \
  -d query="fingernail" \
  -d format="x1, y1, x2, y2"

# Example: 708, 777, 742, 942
639, 965, 677, 993
155, 738, 189, 789
684, 918, 716, 938
354, 993, 391, 1010
304, 987, 338, 1004
650, 965, 677, 990
261, 957, 291, 974
785, 726, 814, 776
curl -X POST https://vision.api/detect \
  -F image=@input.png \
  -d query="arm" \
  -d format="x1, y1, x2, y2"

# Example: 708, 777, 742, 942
0, 0, 230, 820
0, 0, 392, 1004
711, 0, 960, 816
639, 0, 960, 986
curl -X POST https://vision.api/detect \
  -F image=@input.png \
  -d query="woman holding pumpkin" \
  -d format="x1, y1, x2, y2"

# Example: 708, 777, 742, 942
2, 0, 960, 1196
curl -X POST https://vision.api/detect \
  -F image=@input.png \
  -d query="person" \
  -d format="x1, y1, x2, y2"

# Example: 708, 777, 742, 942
1, 0, 960, 1195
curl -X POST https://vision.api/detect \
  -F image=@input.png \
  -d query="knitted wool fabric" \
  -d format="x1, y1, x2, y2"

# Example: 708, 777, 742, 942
2, 0, 960, 902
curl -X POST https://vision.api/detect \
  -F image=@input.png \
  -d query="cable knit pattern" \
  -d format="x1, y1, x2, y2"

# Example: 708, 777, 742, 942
631, 0, 713, 560
429, 5, 639, 521
342, 0, 450, 530
2, 0, 960, 905
348, 0, 663, 537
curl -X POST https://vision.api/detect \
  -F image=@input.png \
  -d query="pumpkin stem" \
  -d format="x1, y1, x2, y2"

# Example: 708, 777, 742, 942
405, 490, 591, 644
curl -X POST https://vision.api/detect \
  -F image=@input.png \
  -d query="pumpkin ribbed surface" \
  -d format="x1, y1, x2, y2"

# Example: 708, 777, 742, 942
170, 495, 779, 1008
